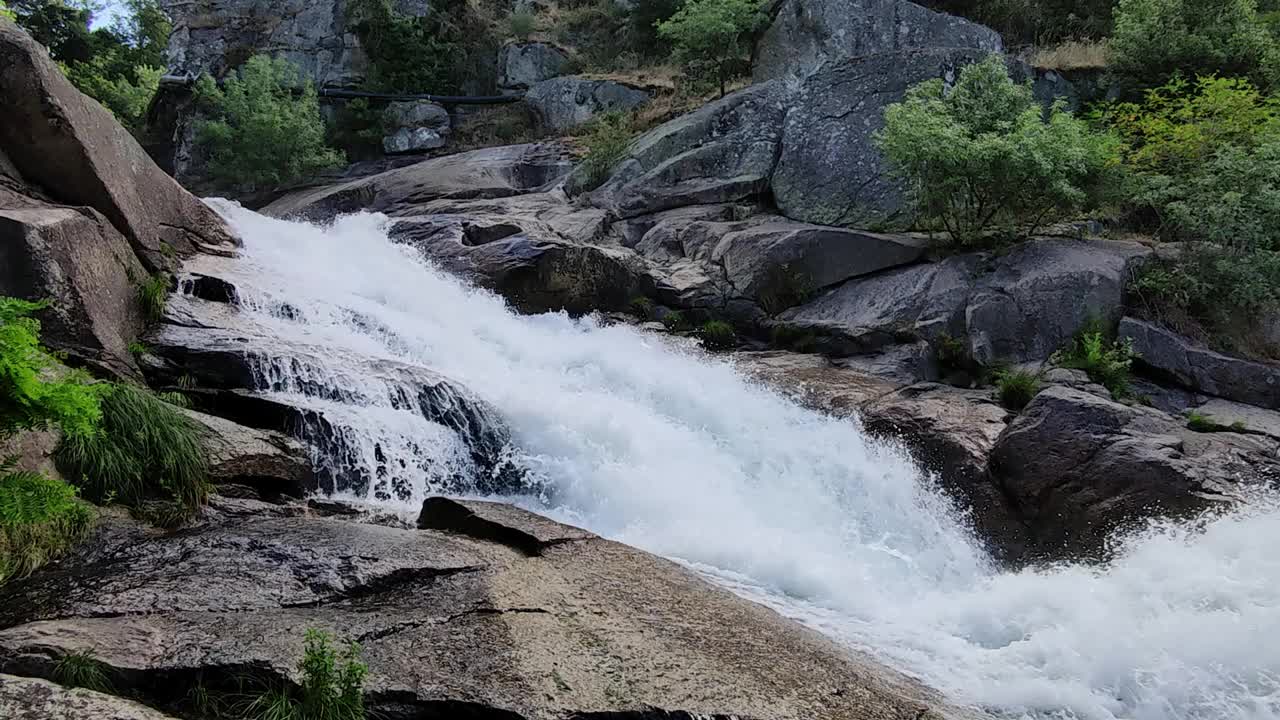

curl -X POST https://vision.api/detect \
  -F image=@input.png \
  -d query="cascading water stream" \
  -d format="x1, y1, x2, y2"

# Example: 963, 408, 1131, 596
184, 200, 1280, 720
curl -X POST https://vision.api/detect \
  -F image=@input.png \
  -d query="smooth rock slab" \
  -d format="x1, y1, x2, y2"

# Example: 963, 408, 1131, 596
1120, 316, 1280, 410
0, 674, 182, 720
499, 42, 570, 89
524, 76, 651, 132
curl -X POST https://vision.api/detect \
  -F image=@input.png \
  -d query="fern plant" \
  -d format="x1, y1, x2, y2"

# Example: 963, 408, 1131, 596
0, 297, 104, 440
0, 464, 94, 582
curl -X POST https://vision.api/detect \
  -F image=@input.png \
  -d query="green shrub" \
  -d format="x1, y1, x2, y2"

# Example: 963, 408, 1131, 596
1109, 0, 1279, 92
64, 61, 162, 131
0, 2, 14, 21
56, 383, 209, 518
657, 0, 767, 97
0, 297, 103, 440
507, 8, 536, 41
350, 0, 493, 94
993, 368, 1041, 411
661, 310, 687, 330
1184, 411, 1248, 432
0, 465, 94, 583
876, 54, 1119, 244
195, 55, 343, 190
934, 334, 970, 371
579, 112, 633, 190
629, 296, 655, 319
1053, 329, 1139, 397
240, 629, 367, 720
53, 648, 111, 693
700, 320, 736, 350
1104, 77, 1280, 350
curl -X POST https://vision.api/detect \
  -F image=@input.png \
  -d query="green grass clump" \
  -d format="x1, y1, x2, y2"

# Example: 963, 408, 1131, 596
507, 8, 535, 40
54, 649, 112, 693
238, 629, 367, 720
0, 466, 94, 583
579, 112, 632, 191
629, 296, 655, 320
661, 310, 687, 331
700, 320, 736, 350
56, 383, 209, 519
1186, 411, 1249, 433
136, 273, 171, 323
993, 368, 1041, 411
1053, 328, 1139, 398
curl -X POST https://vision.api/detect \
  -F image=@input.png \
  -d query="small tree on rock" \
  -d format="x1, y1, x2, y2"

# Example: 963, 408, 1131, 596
875, 54, 1119, 244
657, 0, 766, 97
194, 55, 343, 190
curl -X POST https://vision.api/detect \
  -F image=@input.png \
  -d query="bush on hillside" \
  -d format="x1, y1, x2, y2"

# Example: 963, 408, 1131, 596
876, 54, 1119, 244
194, 55, 343, 190
1109, 0, 1279, 92
579, 112, 633, 190
56, 383, 209, 519
350, 0, 493, 94
1053, 327, 1138, 398
1103, 76, 1280, 351
0, 298, 103, 440
657, 0, 767, 97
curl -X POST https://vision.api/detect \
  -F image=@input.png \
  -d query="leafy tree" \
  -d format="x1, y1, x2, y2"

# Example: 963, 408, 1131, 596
876, 54, 1119, 244
657, 0, 766, 97
1109, 0, 1279, 91
194, 55, 343, 189
350, 0, 489, 94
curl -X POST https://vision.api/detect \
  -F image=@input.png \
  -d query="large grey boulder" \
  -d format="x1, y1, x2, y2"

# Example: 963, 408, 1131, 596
0, 497, 959, 720
0, 19, 236, 269
498, 41, 570, 89
990, 385, 1280, 557
780, 239, 1150, 363
582, 80, 790, 215
754, 0, 1003, 81
772, 48, 989, 227
524, 75, 651, 132
381, 100, 451, 154
0, 675, 182, 720
183, 408, 314, 498
0, 205, 148, 379
1120, 317, 1280, 410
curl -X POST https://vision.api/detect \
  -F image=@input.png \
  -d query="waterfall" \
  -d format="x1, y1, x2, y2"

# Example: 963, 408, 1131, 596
178, 200, 1280, 720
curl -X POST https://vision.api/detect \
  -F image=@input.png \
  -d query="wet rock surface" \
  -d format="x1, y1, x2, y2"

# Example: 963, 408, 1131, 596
0, 497, 959, 720
0, 674, 183, 720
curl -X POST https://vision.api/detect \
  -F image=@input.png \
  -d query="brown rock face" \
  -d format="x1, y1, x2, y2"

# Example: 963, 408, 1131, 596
0, 19, 236, 270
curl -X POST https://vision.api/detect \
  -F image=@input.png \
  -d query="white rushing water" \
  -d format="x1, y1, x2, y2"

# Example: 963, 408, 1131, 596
194, 202, 1280, 720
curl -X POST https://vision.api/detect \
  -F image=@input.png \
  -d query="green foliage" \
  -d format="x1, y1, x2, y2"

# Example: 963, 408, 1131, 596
993, 368, 1041, 411
1185, 411, 1247, 432
64, 61, 162, 131
657, 0, 766, 97
934, 334, 970, 371
0, 466, 94, 583
628, 0, 683, 56
629, 296, 655, 319
127, 341, 149, 357
700, 320, 736, 350
194, 55, 343, 190
0, 1, 13, 21
661, 310, 687, 330
1109, 0, 1279, 91
507, 8, 535, 41
56, 383, 209, 518
877, 54, 1120, 244
157, 391, 193, 409
1104, 77, 1280, 350
579, 112, 633, 190
350, 0, 491, 94
54, 648, 112, 693
770, 325, 818, 353
136, 273, 170, 323
0, 297, 104, 440
925, 0, 1114, 44
1054, 329, 1139, 398
240, 630, 367, 720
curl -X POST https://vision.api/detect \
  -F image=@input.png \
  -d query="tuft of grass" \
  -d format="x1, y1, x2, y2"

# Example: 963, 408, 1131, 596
54, 649, 112, 693
1186, 411, 1249, 433
127, 341, 150, 357
934, 333, 970, 371
507, 8, 536, 41
56, 383, 209, 519
158, 390, 194, 409
661, 310, 686, 331
1053, 328, 1139, 398
994, 368, 1041, 411
700, 320, 736, 350
235, 629, 367, 720
0, 466, 94, 583
579, 112, 633, 191
629, 296, 655, 320
137, 273, 171, 323
1030, 39, 1111, 70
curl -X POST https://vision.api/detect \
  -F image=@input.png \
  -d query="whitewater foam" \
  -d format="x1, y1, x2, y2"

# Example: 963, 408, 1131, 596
191, 201, 1280, 720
